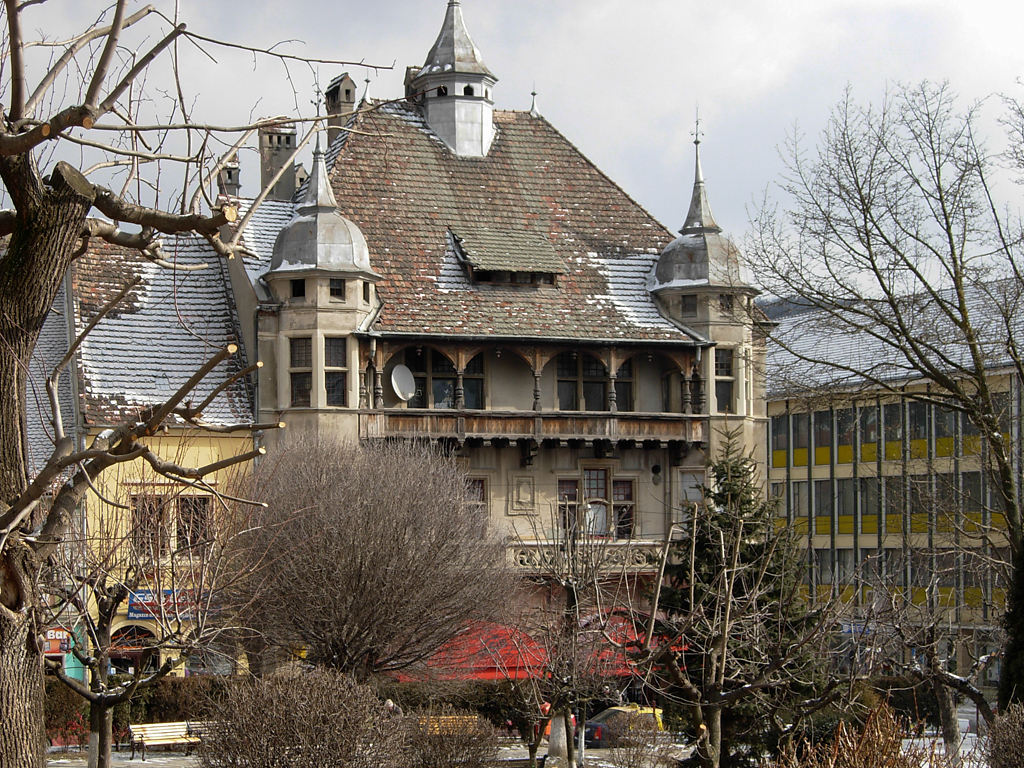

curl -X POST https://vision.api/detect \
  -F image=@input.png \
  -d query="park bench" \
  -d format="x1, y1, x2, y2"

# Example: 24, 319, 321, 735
128, 720, 208, 760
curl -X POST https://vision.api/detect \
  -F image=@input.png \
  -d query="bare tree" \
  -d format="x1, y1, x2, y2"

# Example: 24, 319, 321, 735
631, 437, 848, 768
0, 3, 386, 765
226, 439, 514, 678
38, 453, 269, 768
747, 80, 1024, 707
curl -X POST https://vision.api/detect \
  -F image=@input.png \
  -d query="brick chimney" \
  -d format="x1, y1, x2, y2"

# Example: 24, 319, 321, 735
258, 124, 297, 202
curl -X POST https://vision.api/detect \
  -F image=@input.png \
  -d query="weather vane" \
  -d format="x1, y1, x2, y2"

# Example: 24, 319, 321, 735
692, 106, 703, 145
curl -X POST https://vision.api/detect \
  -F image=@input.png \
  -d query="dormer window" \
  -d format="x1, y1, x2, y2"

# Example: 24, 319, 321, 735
464, 85, 475, 96
449, 226, 566, 287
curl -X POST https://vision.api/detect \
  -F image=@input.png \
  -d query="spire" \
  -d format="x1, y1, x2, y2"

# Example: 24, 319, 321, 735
680, 114, 721, 235
297, 128, 338, 215
419, 0, 495, 78
529, 86, 540, 117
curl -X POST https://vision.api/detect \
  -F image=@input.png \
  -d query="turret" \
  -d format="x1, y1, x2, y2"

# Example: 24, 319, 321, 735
407, 0, 498, 157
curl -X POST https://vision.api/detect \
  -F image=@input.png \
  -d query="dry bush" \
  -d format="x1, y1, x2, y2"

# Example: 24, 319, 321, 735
606, 711, 673, 768
198, 669, 409, 768
770, 705, 952, 768
406, 706, 498, 768
985, 703, 1024, 768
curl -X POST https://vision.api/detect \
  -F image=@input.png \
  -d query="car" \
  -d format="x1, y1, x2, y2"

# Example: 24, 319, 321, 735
583, 704, 664, 749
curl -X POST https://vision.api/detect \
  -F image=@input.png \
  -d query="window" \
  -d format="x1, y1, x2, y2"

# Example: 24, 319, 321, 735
289, 337, 312, 407
290, 279, 306, 299
884, 402, 903, 443
714, 348, 735, 414
836, 408, 855, 463
463, 354, 485, 409
612, 480, 635, 539
325, 337, 347, 407
813, 411, 831, 450
860, 477, 880, 529
792, 413, 809, 451
559, 470, 635, 539
614, 360, 633, 411
815, 549, 834, 585
176, 496, 211, 549
363, 281, 372, 303
679, 295, 697, 316
436, 85, 448, 97
132, 496, 170, 557
792, 480, 809, 518
406, 348, 455, 408
330, 279, 346, 299
963, 471, 983, 514
859, 405, 879, 460
908, 401, 928, 441
466, 478, 487, 514
771, 415, 788, 462
837, 478, 855, 518
814, 479, 830, 517
464, 85, 475, 96
556, 352, 607, 411
719, 294, 734, 313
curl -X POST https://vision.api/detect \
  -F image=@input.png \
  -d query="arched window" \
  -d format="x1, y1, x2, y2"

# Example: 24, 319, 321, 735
556, 352, 607, 411
404, 349, 485, 409
436, 85, 448, 97
464, 85, 475, 96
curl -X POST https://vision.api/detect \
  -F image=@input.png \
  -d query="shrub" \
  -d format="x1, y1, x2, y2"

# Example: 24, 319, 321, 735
770, 705, 953, 768
198, 669, 409, 768
985, 703, 1024, 768
406, 706, 498, 768
44, 677, 88, 748
605, 711, 672, 768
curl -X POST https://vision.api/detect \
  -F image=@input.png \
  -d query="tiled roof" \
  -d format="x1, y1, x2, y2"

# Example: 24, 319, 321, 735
323, 101, 698, 343
766, 279, 1024, 398
233, 199, 295, 285
450, 225, 566, 274
71, 238, 253, 426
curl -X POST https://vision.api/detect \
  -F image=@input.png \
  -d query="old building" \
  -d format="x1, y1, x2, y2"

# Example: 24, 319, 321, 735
224, 0, 767, 570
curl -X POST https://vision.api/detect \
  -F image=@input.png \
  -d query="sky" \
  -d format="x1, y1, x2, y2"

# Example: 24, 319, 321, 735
23, 0, 1024, 236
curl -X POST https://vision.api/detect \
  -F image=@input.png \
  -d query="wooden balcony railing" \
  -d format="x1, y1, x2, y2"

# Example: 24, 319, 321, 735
359, 409, 706, 444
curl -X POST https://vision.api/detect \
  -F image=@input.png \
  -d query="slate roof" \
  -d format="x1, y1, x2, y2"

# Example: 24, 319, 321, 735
24, 279, 77, 476
450, 225, 566, 274
310, 100, 699, 344
766, 279, 1024, 398
70, 238, 253, 426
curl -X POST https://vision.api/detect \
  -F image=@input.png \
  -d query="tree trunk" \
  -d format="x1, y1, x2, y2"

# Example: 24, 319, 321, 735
932, 674, 961, 766
0, 159, 96, 768
1001, 544, 1024, 708
697, 706, 722, 768
0, 608, 45, 768
88, 701, 113, 768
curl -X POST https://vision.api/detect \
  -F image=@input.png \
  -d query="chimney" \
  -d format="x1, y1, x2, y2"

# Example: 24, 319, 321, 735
217, 157, 240, 197
258, 124, 297, 202
325, 73, 357, 146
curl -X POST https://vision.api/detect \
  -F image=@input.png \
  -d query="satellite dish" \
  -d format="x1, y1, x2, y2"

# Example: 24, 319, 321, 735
391, 364, 417, 401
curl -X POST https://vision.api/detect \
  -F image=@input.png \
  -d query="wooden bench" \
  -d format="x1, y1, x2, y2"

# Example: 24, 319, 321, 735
129, 721, 207, 761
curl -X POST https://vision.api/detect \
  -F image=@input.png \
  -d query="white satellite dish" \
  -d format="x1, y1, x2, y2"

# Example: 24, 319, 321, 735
391, 364, 417, 401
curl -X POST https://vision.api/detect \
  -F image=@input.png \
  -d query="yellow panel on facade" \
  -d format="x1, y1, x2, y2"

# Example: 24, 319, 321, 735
815, 447, 831, 465
815, 516, 831, 535
774, 518, 789, 530
909, 439, 927, 460
836, 445, 854, 464
992, 513, 1006, 530
886, 515, 903, 534
772, 449, 787, 468
838, 585, 856, 603
910, 513, 929, 533
963, 436, 981, 456
965, 513, 982, 533
964, 587, 984, 607
792, 518, 809, 534
861, 443, 877, 462
938, 587, 956, 607
837, 516, 854, 534
994, 588, 1007, 607
793, 448, 808, 467
910, 587, 927, 605
884, 441, 901, 461
862, 516, 878, 534
936, 437, 954, 458
815, 585, 832, 602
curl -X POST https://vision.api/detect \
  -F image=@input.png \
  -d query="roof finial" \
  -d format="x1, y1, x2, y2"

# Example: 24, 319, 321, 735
311, 89, 324, 155
680, 109, 720, 234
530, 83, 540, 117
363, 75, 371, 101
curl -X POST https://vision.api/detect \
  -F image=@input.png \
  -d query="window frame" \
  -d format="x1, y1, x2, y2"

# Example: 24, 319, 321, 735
324, 337, 348, 408
289, 336, 313, 407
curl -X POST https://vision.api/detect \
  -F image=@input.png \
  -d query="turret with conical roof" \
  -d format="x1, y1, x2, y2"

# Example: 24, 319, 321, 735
650, 132, 754, 294
408, 1, 498, 157
267, 136, 376, 277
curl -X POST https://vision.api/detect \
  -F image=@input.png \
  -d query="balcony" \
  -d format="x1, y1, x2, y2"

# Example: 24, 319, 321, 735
359, 409, 706, 445
509, 539, 664, 574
